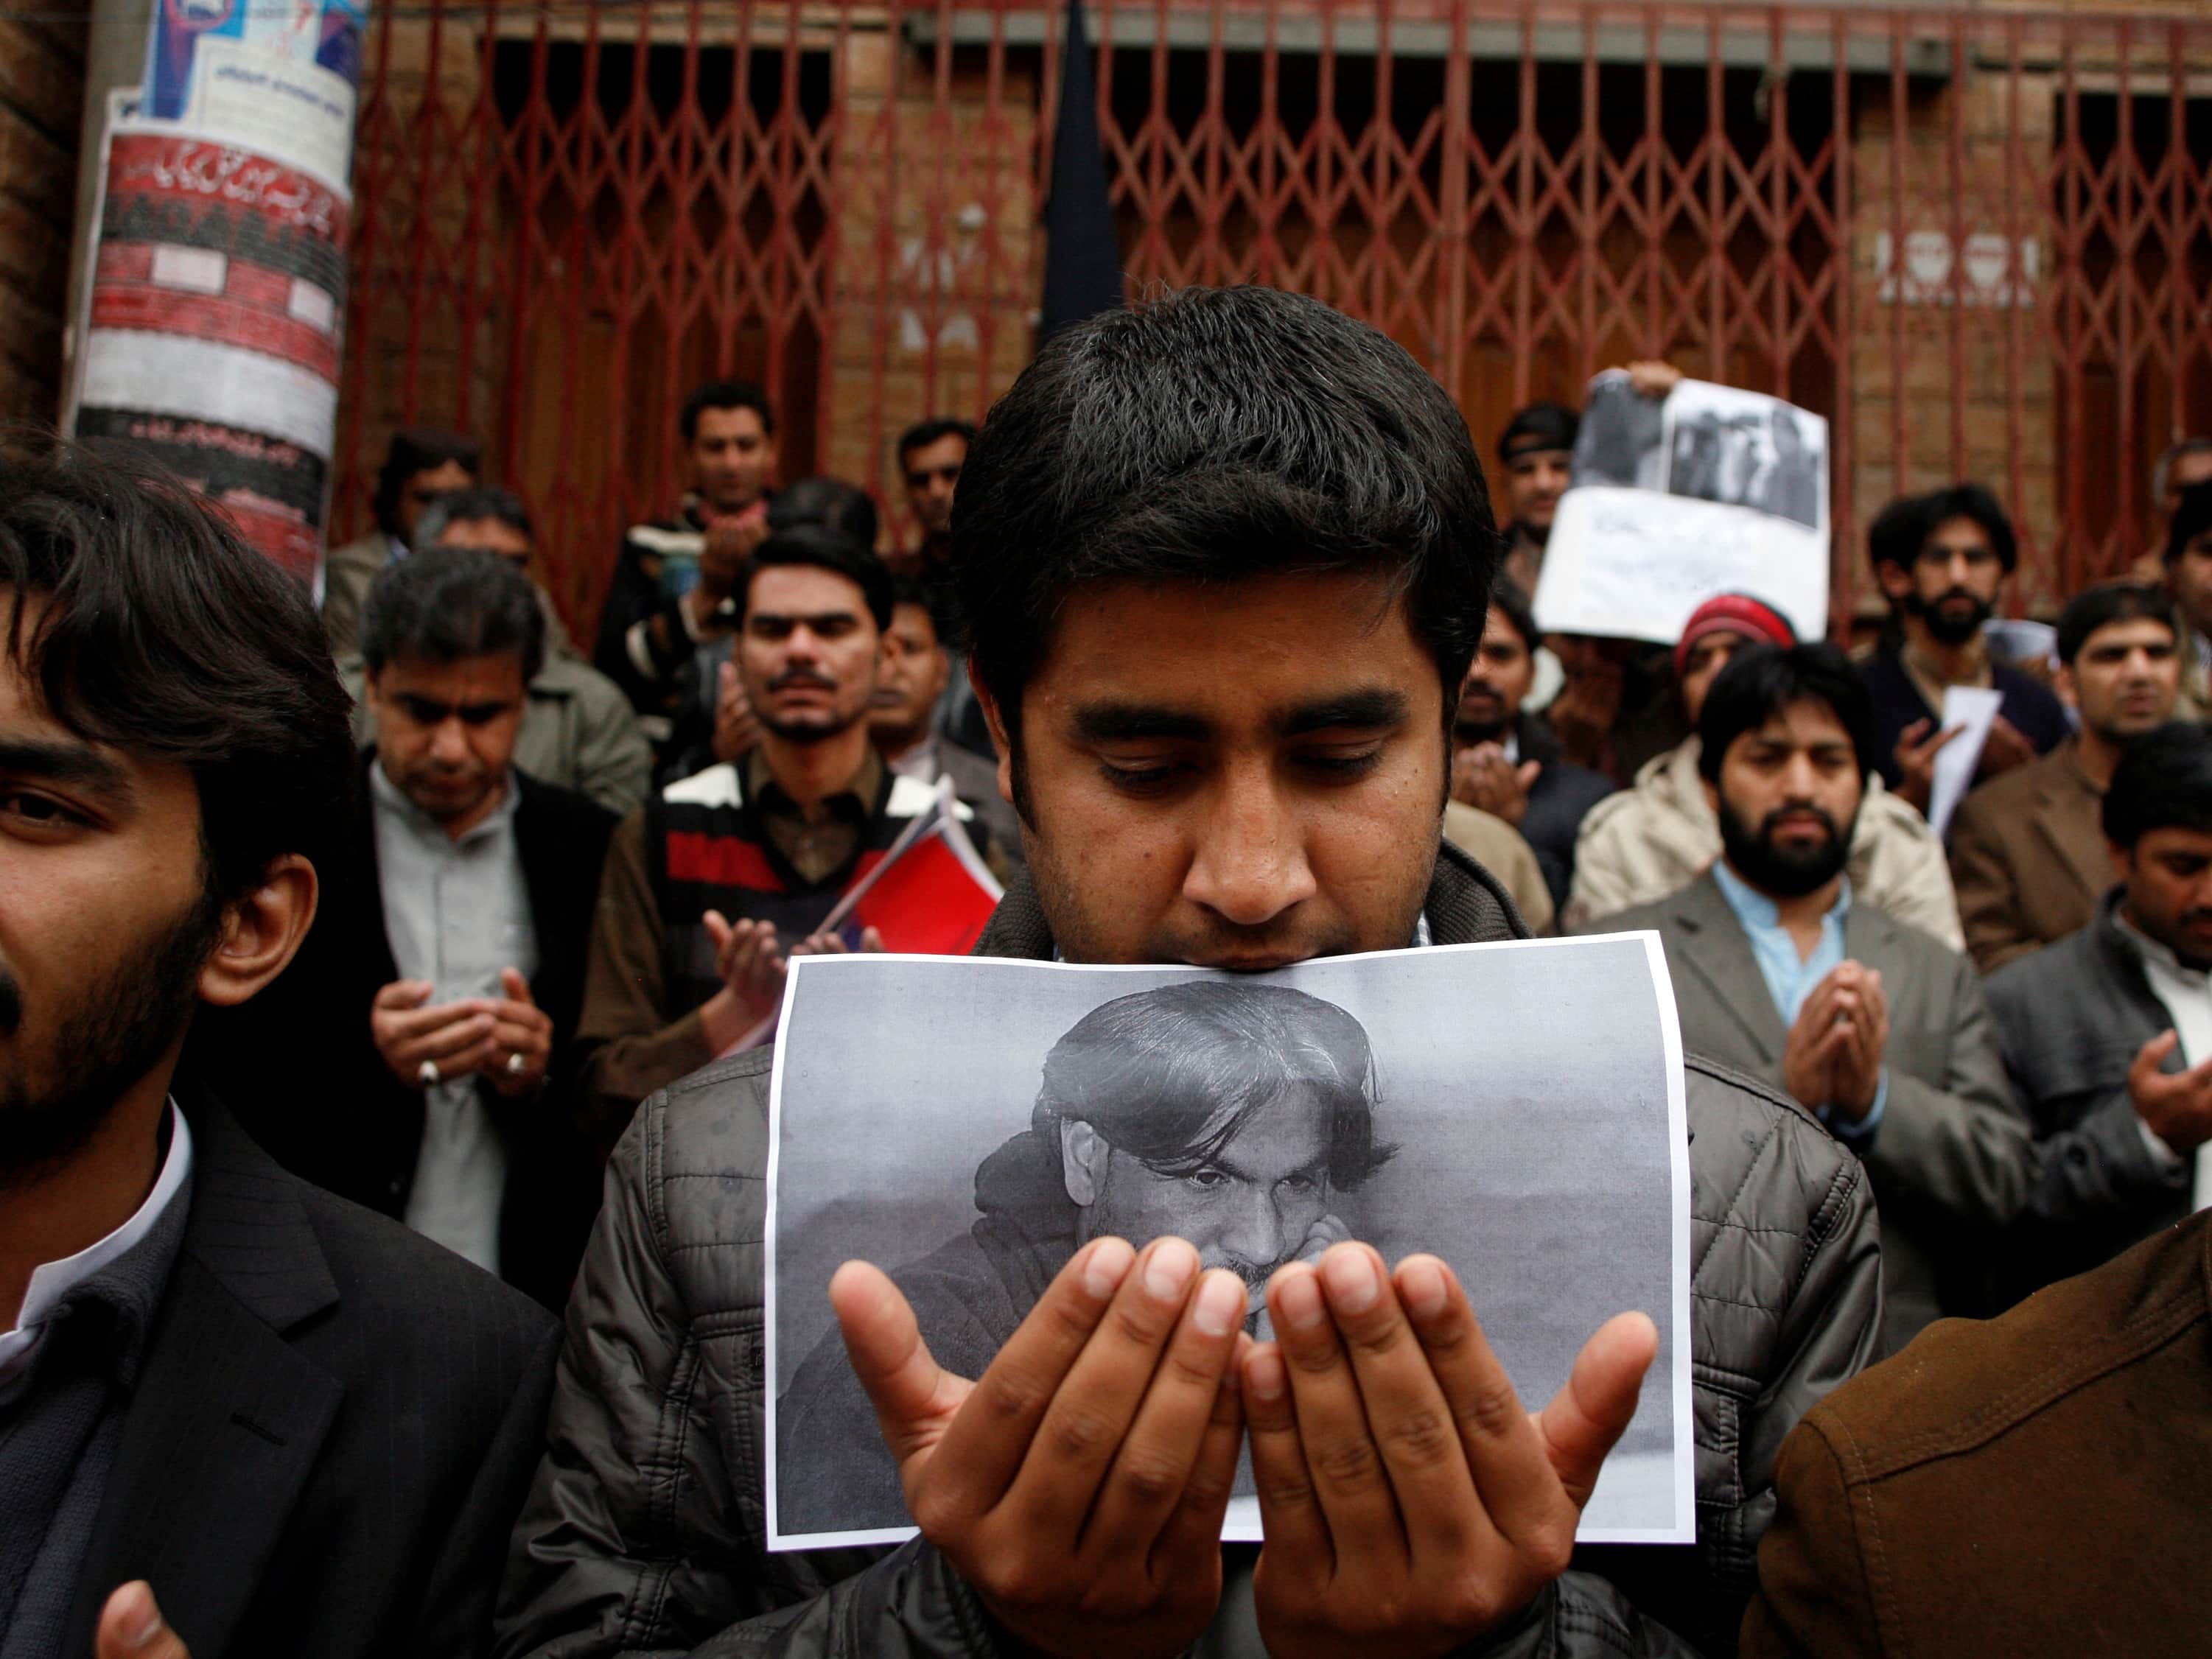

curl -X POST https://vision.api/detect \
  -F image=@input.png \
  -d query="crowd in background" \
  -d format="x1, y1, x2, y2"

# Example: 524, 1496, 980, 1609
5, 284, 2210, 1658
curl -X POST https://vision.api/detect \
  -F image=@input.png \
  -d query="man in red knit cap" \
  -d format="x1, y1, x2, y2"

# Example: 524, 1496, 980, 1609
1567, 594, 1963, 944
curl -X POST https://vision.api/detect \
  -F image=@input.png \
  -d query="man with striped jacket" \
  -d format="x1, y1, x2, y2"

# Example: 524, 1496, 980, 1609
574, 525, 942, 1149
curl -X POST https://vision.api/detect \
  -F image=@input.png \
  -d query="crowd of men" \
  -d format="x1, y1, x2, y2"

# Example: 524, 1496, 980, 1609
2, 286, 2207, 1658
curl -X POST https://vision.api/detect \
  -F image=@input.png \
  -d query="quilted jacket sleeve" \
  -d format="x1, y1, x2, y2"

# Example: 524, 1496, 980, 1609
494, 1086, 1004, 1659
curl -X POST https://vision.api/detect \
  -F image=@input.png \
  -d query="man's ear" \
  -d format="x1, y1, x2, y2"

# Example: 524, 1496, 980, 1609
2110, 839, 2134, 888
2054, 661, 2079, 712
197, 854, 319, 1009
970, 660, 1015, 806
1874, 561, 1913, 606
1060, 1118, 1104, 1207
1701, 775, 1721, 820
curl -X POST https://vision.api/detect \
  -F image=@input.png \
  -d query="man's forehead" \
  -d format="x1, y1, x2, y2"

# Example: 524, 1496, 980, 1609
1922, 516, 1992, 553
1749, 702, 1851, 745
2084, 619, 2175, 653
1039, 570, 1435, 708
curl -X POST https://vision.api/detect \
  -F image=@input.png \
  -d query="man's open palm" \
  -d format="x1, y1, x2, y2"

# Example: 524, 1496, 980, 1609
831, 1236, 1247, 1659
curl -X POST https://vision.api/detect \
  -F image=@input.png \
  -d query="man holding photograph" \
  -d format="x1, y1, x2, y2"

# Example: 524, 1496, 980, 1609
500, 287, 1882, 1659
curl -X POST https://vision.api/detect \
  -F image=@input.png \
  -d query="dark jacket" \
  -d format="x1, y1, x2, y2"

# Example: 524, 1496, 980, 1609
1856, 652, 2071, 792
592, 505, 712, 737
1740, 1210, 2212, 1659
1981, 890, 2197, 1302
213, 758, 615, 1311
63, 1095, 560, 1658
776, 1130, 1073, 1535
1608, 871, 2171, 1353
1510, 711, 1618, 908
496, 845, 1886, 1659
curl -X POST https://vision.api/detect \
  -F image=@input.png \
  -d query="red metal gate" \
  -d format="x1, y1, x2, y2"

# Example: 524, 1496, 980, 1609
337, 0, 2212, 634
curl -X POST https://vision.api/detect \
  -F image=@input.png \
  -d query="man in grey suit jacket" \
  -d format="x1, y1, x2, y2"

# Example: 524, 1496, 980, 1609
1603, 644, 2174, 1353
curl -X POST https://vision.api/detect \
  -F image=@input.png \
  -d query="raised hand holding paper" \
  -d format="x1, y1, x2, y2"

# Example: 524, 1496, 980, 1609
1926, 684, 2005, 839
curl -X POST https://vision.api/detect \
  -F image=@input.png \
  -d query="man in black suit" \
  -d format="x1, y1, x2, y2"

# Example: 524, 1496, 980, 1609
0, 440, 557, 1658
231, 547, 615, 1309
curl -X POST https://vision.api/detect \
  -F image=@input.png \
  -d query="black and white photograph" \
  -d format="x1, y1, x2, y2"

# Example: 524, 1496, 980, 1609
763, 936, 1694, 1552
1658, 379, 1829, 533
1572, 368, 1670, 491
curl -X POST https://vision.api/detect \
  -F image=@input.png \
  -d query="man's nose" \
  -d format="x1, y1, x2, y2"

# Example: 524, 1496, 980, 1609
1216, 1179, 1285, 1272
1181, 760, 1319, 927
429, 718, 471, 764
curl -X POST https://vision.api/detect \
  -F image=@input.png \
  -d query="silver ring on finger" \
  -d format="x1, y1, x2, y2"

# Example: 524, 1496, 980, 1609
505, 1051, 526, 1078
418, 1059, 441, 1087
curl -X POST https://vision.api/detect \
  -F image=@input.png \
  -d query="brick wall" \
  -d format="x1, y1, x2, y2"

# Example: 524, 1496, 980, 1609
0, 17, 87, 424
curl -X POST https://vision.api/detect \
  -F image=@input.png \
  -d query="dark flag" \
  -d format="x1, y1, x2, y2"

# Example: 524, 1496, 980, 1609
1040, 0, 1122, 339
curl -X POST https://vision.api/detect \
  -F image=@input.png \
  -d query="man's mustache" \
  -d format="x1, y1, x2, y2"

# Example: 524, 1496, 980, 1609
1933, 588, 1984, 610
769, 669, 836, 693
1760, 802, 1841, 840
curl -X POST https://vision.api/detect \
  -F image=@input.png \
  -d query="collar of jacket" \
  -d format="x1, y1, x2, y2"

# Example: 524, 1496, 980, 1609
2094, 883, 2178, 992
971, 839, 1529, 961
63, 1092, 346, 1654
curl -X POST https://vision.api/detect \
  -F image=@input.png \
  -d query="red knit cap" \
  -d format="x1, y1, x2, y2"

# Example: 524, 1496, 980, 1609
1673, 593, 1797, 681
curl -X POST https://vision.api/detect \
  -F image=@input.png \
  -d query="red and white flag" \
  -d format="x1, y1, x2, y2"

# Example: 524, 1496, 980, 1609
725, 779, 1003, 1053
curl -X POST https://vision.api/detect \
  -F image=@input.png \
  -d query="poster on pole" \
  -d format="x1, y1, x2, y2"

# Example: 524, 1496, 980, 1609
65, 0, 366, 586
1534, 373, 1831, 646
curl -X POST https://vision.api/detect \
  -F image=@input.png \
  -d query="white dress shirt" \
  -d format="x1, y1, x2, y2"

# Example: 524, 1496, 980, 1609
2118, 914, 2212, 1213
0, 1102, 193, 1383
371, 765, 535, 1274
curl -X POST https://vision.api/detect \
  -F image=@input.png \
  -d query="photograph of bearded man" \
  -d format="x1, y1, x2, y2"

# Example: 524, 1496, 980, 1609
774, 980, 1391, 1533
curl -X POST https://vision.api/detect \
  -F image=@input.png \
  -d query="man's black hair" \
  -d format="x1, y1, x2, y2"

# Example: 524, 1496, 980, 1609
1029, 981, 1396, 1193
1497, 401, 1579, 464
2165, 479, 2212, 566
1485, 578, 1539, 655
679, 379, 774, 443
1868, 483, 2017, 578
2055, 583, 2179, 666
897, 418, 976, 467
413, 485, 533, 552
888, 573, 939, 622
1695, 642, 1879, 786
2104, 723, 2212, 849
371, 426, 480, 539
769, 476, 880, 550
952, 285, 1499, 743
361, 545, 547, 684
0, 439, 356, 905
736, 524, 894, 632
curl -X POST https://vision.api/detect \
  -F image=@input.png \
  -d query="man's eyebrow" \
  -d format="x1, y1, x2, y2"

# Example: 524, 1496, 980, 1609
1278, 690, 1411, 737
0, 737, 133, 803
749, 610, 860, 628
1074, 703, 1211, 743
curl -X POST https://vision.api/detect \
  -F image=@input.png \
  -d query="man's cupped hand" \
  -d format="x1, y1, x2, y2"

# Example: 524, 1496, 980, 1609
832, 1235, 1655, 1658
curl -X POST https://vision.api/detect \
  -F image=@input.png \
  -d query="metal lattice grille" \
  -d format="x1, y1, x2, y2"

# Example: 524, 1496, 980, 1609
338, 0, 2212, 635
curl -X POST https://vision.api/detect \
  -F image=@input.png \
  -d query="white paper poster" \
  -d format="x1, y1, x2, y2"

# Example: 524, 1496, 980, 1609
1533, 486, 1830, 647
763, 936, 1696, 1553
1925, 684, 2005, 840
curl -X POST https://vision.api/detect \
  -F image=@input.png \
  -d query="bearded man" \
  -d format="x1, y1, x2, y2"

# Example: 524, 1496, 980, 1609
1855, 485, 2071, 813
1609, 643, 2174, 1355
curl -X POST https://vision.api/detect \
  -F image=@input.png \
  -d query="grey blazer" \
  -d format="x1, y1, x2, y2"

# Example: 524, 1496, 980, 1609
1606, 870, 2129, 1353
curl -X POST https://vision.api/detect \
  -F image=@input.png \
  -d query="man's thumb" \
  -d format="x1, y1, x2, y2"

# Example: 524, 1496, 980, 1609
829, 1260, 968, 1469
2133, 1028, 2181, 1082
97, 1582, 189, 1659
1534, 1311, 1658, 1510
